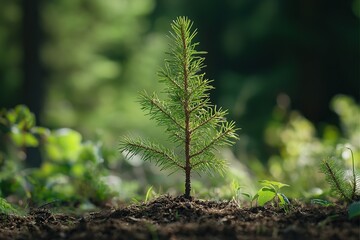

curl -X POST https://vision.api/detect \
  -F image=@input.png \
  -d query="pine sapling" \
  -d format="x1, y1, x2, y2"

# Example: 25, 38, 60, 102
119, 17, 239, 199
320, 148, 360, 203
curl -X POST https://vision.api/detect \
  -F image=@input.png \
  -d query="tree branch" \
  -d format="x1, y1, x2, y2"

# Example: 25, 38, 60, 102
190, 126, 234, 159
190, 111, 222, 133
142, 93, 185, 131
122, 140, 184, 170
159, 67, 183, 91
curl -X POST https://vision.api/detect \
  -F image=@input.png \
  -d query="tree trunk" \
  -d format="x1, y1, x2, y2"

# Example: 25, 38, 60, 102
181, 22, 192, 200
21, 0, 44, 167
184, 166, 191, 199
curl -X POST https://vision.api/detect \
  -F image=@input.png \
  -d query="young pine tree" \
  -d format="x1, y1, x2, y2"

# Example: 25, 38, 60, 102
320, 148, 360, 202
119, 17, 239, 199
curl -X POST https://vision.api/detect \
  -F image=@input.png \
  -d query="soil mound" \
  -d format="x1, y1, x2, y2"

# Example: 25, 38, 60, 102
0, 195, 358, 239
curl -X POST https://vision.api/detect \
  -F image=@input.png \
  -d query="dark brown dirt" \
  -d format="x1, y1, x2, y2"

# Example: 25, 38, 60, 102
0, 195, 359, 240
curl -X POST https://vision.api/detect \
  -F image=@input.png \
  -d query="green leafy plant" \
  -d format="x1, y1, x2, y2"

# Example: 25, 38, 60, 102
252, 180, 290, 209
144, 186, 160, 203
264, 95, 360, 199
0, 197, 17, 214
0, 105, 38, 148
231, 180, 253, 207
0, 105, 41, 200
0, 105, 116, 206
119, 16, 239, 199
320, 148, 359, 203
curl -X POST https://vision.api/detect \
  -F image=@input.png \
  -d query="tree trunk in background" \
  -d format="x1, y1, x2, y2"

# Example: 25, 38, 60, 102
21, 0, 44, 167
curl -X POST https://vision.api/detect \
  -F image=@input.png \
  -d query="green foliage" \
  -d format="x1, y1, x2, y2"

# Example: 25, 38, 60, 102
0, 105, 38, 148
230, 180, 253, 207
184, 155, 256, 201
120, 17, 239, 199
0, 105, 40, 199
252, 180, 290, 209
332, 96, 360, 144
0, 105, 118, 206
41, 0, 165, 146
144, 186, 159, 203
265, 95, 360, 198
30, 131, 115, 204
317, 148, 360, 220
0, 197, 17, 215
320, 148, 359, 203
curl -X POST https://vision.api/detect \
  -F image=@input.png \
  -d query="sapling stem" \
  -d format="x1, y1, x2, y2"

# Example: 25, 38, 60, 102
180, 21, 192, 199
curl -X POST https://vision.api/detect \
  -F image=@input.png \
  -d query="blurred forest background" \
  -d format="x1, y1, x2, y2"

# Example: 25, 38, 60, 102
0, 0, 359, 204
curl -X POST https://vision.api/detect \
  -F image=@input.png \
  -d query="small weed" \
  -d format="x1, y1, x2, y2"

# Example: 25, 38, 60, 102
131, 198, 141, 204
144, 186, 157, 203
252, 180, 290, 210
231, 180, 253, 207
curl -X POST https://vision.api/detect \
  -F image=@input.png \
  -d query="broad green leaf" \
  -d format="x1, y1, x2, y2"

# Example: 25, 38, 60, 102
6, 110, 16, 124
259, 180, 289, 190
348, 201, 360, 219
257, 187, 276, 206
45, 128, 82, 162
10, 131, 38, 147
78, 142, 103, 164
40, 162, 57, 175
241, 192, 252, 199
24, 133, 39, 146
32, 126, 51, 136
71, 163, 86, 177
11, 105, 36, 130
310, 199, 334, 207
252, 193, 259, 202
46, 175, 75, 196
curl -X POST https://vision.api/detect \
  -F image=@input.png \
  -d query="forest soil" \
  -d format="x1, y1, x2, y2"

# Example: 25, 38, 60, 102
0, 195, 359, 240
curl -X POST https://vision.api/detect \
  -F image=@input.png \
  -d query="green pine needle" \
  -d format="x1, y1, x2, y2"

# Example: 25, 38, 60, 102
120, 136, 183, 172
